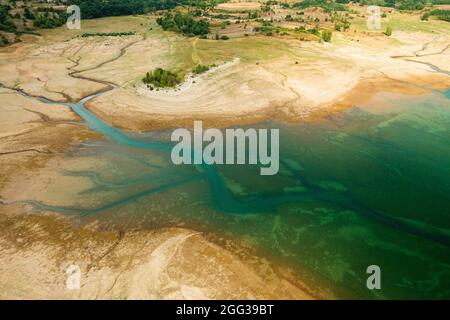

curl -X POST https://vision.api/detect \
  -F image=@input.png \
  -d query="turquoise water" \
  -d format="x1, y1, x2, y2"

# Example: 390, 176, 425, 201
15, 83, 450, 299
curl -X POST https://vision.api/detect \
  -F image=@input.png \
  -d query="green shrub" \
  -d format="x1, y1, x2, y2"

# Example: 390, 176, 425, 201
0, 33, 8, 45
193, 64, 210, 74
384, 26, 392, 36
321, 29, 332, 42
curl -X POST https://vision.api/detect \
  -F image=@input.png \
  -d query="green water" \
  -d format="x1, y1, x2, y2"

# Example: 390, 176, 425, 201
18, 86, 450, 299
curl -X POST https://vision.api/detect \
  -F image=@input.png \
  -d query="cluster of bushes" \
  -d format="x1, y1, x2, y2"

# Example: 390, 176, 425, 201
0, 4, 16, 33
332, 13, 351, 31
248, 11, 259, 19
24, 7, 35, 20
68, 0, 180, 19
321, 29, 332, 42
255, 23, 281, 36
33, 11, 68, 29
294, 24, 324, 37
1, 3, 67, 30
210, 14, 232, 19
192, 63, 217, 74
0, 33, 8, 45
68, 0, 218, 20
81, 31, 136, 37
293, 0, 348, 12
213, 33, 229, 40
143, 68, 182, 88
422, 9, 450, 22
156, 12, 209, 36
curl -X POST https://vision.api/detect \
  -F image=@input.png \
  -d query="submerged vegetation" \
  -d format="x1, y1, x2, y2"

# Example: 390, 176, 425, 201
143, 68, 182, 88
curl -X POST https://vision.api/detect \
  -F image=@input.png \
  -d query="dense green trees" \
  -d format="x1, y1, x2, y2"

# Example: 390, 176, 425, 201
1, 4, 67, 31
293, 0, 348, 12
68, 0, 175, 19
24, 7, 35, 20
68, 0, 217, 19
156, 12, 209, 36
422, 9, 450, 22
143, 68, 182, 87
33, 10, 67, 29
0, 5, 16, 33
0, 33, 8, 45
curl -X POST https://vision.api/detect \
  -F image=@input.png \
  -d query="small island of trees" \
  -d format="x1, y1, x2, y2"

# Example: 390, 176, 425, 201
143, 68, 182, 88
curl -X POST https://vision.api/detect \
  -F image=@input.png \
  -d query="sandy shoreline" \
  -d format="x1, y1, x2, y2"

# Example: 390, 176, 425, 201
0, 208, 315, 299
81, 33, 450, 131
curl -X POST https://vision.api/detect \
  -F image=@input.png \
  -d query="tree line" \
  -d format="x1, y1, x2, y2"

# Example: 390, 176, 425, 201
67, 0, 218, 19
156, 12, 209, 36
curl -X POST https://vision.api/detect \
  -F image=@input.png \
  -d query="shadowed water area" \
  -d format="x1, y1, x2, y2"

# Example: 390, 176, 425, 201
8, 81, 450, 299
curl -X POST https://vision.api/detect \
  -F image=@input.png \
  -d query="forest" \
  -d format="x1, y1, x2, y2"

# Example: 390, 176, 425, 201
67, 0, 219, 19
156, 12, 210, 36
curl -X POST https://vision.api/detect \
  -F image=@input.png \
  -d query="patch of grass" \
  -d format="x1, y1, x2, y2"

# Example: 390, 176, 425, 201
38, 15, 149, 41
351, 12, 450, 34
195, 36, 292, 63
387, 14, 450, 34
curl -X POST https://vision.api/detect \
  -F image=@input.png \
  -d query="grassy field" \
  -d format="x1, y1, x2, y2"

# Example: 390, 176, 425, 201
351, 12, 450, 34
